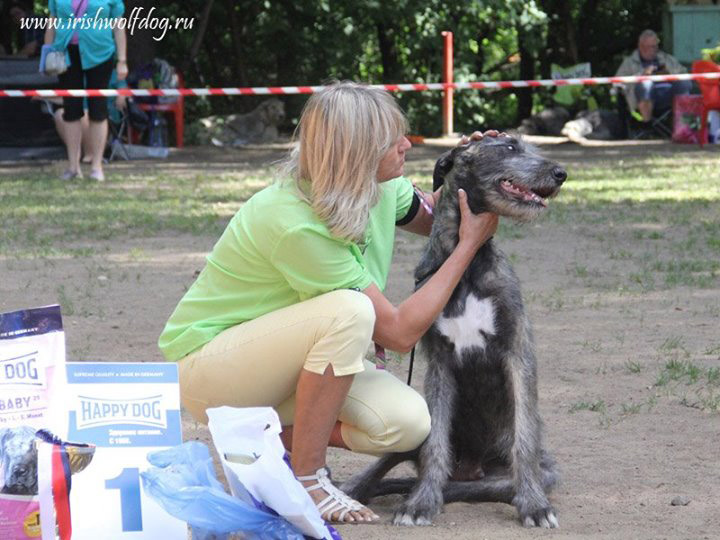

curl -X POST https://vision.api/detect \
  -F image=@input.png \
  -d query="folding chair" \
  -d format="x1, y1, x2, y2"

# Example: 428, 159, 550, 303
614, 87, 672, 139
107, 107, 131, 161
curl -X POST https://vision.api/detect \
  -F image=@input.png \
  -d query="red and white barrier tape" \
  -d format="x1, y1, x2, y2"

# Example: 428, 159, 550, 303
2, 72, 719, 97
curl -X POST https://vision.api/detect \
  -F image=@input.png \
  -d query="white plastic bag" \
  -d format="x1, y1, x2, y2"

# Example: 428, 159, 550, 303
206, 406, 331, 540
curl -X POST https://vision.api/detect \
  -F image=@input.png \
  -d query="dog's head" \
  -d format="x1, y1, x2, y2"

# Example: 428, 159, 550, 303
259, 98, 285, 125
0, 426, 38, 495
433, 135, 566, 221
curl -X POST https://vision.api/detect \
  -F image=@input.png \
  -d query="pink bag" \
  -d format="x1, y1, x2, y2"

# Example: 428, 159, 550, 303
672, 95, 705, 144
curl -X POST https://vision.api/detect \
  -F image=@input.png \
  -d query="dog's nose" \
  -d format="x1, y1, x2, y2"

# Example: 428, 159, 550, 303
551, 167, 567, 185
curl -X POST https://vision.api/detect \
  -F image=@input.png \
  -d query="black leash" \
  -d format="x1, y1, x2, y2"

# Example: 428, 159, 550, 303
407, 345, 416, 385
406, 267, 439, 386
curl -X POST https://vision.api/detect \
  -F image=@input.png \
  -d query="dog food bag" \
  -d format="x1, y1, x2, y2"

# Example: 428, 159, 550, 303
672, 94, 705, 144
0, 305, 67, 540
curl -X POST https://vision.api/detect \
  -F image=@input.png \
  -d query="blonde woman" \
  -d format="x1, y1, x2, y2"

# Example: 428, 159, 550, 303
159, 82, 499, 523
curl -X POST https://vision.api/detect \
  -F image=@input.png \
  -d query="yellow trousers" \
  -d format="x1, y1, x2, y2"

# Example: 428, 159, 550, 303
178, 289, 431, 454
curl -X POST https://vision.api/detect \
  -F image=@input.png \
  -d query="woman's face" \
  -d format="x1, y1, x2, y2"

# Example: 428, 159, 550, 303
377, 136, 412, 182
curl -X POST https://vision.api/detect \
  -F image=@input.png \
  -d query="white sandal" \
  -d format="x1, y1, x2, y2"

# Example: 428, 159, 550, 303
297, 467, 378, 523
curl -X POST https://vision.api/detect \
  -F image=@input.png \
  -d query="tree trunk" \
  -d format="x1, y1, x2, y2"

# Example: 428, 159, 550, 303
515, 23, 535, 124
376, 22, 401, 83
183, 0, 215, 75
226, 0, 248, 86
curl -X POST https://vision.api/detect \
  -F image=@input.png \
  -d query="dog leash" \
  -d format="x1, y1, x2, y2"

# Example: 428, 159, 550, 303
412, 184, 434, 216
406, 268, 439, 386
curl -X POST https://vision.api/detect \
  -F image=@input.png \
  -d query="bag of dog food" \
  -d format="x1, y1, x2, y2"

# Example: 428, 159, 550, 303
672, 94, 705, 144
0, 305, 67, 540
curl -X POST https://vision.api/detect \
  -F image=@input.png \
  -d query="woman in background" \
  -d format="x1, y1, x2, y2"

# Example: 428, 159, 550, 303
44, 0, 127, 181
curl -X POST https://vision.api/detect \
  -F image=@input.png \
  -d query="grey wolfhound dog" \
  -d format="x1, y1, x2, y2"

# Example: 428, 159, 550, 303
0, 426, 38, 495
342, 136, 566, 528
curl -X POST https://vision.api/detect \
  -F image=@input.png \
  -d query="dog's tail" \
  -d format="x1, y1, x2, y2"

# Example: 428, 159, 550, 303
370, 466, 558, 504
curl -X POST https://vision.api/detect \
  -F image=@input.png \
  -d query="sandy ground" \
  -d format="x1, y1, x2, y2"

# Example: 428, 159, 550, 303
1, 139, 719, 539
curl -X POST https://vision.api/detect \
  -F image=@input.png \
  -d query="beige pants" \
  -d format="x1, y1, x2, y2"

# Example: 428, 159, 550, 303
177, 289, 431, 454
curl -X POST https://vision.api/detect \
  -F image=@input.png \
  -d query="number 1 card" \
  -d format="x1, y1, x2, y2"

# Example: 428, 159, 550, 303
65, 363, 186, 539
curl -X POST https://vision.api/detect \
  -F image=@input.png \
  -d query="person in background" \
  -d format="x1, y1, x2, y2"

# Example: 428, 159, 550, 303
615, 29, 691, 122
8, 1, 45, 57
44, 0, 127, 181
37, 69, 128, 164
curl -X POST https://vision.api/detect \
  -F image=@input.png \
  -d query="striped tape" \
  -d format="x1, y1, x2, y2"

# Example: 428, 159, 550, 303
1, 72, 719, 97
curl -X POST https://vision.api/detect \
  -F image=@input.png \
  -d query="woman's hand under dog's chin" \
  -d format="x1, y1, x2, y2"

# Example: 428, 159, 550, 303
457, 188, 499, 252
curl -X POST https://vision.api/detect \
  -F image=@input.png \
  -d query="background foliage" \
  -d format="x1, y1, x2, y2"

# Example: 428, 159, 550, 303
19, 0, 666, 135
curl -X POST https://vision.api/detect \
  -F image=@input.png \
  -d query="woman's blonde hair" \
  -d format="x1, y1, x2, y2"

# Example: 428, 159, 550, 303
283, 81, 408, 243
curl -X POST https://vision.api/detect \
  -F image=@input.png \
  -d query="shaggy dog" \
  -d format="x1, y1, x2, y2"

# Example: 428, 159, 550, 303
343, 136, 566, 528
196, 98, 285, 146
0, 426, 38, 496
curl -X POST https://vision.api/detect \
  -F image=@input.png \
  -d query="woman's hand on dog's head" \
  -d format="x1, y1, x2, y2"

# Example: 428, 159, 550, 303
459, 130, 506, 145
457, 189, 499, 251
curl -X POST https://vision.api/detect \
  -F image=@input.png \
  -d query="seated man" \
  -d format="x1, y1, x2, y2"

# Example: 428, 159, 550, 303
616, 29, 691, 122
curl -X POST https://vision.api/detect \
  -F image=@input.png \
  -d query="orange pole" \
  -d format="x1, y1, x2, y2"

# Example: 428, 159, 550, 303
442, 31, 454, 136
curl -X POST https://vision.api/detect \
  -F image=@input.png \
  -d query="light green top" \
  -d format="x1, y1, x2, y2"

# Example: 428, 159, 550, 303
49, 0, 124, 70
158, 177, 415, 361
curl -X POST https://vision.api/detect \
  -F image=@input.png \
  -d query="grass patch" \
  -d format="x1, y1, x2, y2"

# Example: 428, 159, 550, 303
655, 358, 720, 412
0, 171, 271, 257
2, 150, 719, 288
553, 154, 720, 291
624, 360, 643, 374
569, 399, 606, 414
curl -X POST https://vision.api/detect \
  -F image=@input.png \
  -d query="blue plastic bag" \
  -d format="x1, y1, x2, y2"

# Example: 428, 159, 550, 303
140, 441, 307, 540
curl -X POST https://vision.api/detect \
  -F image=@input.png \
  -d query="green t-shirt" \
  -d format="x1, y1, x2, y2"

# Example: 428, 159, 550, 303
158, 177, 415, 361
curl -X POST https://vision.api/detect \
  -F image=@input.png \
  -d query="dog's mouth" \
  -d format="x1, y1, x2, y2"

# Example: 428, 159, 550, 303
498, 180, 555, 208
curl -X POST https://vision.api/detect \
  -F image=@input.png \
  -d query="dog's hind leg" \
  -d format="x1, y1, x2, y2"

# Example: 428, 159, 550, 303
505, 338, 559, 528
341, 450, 417, 503
393, 360, 457, 526
443, 459, 559, 504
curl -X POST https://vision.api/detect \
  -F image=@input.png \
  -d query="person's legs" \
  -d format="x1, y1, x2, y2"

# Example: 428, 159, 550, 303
671, 79, 693, 98
634, 80, 655, 121
278, 360, 431, 455
53, 109, 66, 145
649, 82, 673, 112
85, 58, 114, 180
177, 289, 377, 521
87, 120, 107, 179
81, 114, 92, 163
58, 46, 84, 178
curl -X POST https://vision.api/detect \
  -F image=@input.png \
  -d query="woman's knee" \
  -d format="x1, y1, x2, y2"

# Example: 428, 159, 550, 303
305, 290, 375, 376
384, 395, 431, 452
347, 391, 431, 454
87, 100, 109, 122
325, 289, 375, 325
62, 99, 84, 122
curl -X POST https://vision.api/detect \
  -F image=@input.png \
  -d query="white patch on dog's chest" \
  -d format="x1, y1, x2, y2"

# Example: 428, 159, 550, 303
435, 295, 496, 354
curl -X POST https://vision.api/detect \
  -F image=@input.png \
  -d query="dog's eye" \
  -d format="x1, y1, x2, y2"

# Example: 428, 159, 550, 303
506, 144, 516, 151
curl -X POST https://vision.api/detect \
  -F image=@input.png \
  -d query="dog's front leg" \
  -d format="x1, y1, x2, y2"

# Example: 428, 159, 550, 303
506, 348, 559, 528
393, 360, 457, 526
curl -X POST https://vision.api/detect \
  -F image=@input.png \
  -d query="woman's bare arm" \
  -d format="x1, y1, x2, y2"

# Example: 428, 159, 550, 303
364, 189, 498, 352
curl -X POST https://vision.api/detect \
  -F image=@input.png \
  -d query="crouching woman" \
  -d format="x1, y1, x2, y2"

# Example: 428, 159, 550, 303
158, 81, 498, 523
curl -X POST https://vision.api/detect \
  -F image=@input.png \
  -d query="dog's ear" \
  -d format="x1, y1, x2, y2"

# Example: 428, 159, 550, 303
432, 150, 454, 191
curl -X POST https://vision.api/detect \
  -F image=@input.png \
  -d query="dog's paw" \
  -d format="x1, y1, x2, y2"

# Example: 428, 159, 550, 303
392, 495, 442, 527
519, 506, 559, 528
392, 509, 435, 527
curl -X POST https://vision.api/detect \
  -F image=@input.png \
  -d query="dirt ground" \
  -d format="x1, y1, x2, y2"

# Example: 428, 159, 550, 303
1, 139, 719, 539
